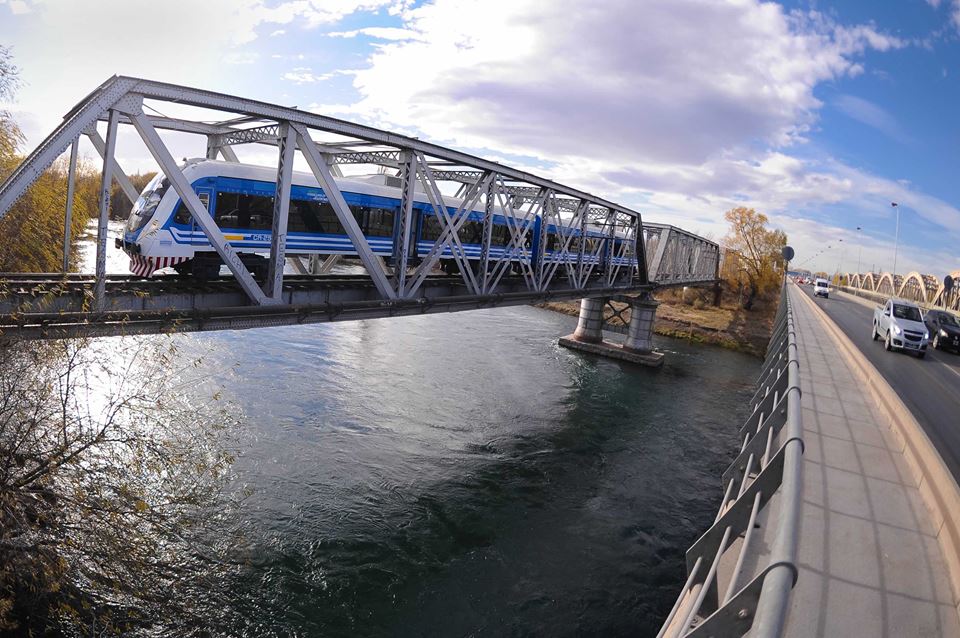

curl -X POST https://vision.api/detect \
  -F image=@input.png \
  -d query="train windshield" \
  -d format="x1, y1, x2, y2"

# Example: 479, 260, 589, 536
126, 174, 170, 233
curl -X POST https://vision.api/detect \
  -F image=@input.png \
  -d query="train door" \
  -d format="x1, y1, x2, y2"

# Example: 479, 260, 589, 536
193, 187, 213, 233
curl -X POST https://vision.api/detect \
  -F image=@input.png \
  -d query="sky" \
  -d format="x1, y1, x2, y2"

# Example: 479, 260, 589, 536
1, 0, 959, 277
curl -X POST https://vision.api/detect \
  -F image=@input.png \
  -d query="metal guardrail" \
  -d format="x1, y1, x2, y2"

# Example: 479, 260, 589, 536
658, 287, 803, 637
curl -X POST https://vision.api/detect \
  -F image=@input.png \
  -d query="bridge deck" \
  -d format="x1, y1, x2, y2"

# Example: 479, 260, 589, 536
782, 285, 959, 636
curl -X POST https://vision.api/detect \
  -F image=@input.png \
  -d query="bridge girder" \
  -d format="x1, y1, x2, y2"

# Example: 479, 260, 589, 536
0, 75, 719, 335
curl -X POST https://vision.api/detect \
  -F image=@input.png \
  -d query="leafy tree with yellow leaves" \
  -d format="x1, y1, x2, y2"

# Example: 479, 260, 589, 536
721, 207, 787, 309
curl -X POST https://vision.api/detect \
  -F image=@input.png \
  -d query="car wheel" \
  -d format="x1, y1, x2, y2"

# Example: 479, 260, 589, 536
884, 333, 892, 351
918, 351, 926, 359
872, 324, 879, 341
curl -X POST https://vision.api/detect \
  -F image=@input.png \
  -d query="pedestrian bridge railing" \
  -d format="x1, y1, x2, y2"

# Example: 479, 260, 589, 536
658, 288, 803, 637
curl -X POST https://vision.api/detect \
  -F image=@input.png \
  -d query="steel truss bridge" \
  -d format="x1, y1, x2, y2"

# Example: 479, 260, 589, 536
0, 76, 719, 339
838, 270, 960, 311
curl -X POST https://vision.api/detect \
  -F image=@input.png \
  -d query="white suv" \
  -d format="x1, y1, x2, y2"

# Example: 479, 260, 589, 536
814, 278, 829, 298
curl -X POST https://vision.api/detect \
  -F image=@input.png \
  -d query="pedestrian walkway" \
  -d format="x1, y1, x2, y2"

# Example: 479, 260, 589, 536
782, 285, 960, 636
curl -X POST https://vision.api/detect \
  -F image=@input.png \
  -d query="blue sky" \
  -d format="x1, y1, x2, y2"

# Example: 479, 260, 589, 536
1, 0, 959, 277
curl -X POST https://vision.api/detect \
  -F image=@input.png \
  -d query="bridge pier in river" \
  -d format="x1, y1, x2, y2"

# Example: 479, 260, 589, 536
559, 295, 664, 367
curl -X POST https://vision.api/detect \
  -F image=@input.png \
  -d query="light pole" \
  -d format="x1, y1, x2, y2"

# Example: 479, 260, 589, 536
856, 226, 862, 275
891, 202, 900, 278
836, 238, 844, 283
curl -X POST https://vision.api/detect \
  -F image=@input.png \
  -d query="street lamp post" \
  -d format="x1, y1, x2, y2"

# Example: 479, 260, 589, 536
891, 202, 900, 279
837, 238, 844, 283
856, 226, 862, 275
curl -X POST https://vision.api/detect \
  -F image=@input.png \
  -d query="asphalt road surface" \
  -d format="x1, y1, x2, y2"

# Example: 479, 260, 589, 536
799, 285, 960, 483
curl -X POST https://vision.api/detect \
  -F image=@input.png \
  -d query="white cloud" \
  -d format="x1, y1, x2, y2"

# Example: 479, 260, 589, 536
833, 94, 911, 143
282, 67, 336, 84
4, 0, 31, 14
343, 0, 904, 168
223, 52, 260, 65
326, 0, 958, 269
329, 26, 418, 40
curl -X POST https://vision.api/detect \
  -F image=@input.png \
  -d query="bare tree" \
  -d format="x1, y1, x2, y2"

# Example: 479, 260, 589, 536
0, 337, 247, 635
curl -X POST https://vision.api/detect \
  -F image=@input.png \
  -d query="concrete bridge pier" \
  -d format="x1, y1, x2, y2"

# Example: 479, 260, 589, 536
572, 296, 605, 343
559, 295, 664, 367
623, 296, 659, 354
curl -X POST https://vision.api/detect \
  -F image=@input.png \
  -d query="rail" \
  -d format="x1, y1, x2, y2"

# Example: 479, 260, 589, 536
658, 286, 803, 637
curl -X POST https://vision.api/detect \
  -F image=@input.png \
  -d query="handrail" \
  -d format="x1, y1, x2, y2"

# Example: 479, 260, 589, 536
658, 286, 803, 637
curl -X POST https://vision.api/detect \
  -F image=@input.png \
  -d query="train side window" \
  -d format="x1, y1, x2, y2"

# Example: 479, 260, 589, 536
490, 224, 508, 247
245, 193, 274, 230
215, 191, 240, 227
421, 214, 443, 241
366, 207, 396, 237
317, 202, 345, 234
215, 191, 273, 230
458, 221, 483, 245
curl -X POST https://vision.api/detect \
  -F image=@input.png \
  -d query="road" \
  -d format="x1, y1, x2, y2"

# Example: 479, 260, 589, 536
798, 285, 960, 482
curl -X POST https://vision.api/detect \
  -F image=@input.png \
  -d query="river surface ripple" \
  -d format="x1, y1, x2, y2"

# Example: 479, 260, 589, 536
81, 228, 758, 636
173, 305, 758, 636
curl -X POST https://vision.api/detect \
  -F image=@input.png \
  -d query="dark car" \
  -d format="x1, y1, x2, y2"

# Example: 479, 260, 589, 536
923, 310, 960, 353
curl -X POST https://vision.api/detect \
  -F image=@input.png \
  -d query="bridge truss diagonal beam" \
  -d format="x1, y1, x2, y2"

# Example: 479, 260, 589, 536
0, 74, 721, 333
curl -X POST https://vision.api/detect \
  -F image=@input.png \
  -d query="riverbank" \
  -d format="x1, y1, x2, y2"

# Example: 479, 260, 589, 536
541, 291, 777, 358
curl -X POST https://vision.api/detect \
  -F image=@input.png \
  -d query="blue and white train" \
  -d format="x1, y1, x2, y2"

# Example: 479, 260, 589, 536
118, 159, 638, 279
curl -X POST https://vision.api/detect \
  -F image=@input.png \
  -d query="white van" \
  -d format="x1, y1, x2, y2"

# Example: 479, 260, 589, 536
814, 278, 830, 298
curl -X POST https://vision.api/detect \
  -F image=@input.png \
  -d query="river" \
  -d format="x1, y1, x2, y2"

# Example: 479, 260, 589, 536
81, 223, 760, 636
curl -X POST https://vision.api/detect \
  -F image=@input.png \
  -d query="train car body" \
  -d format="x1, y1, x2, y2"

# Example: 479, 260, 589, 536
119, 159, 637, 279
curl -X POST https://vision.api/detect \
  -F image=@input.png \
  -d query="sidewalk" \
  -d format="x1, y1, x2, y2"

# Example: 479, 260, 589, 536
782, 285, 960, 636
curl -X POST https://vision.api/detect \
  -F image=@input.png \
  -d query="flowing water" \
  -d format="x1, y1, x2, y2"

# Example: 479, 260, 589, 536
83, 226, 760, 636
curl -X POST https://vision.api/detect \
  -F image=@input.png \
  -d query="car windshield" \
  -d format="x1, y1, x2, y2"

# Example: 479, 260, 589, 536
893, 304, 922, 322
941, 313, 960, 327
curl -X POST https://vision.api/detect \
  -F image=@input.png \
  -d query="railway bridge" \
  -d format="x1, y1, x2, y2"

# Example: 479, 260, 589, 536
5, 78, 958, 637
0, 76, 718, 343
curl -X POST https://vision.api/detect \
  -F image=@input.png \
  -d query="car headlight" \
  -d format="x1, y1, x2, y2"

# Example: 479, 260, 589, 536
941, 329, 948, 337
924, 331, 930, 340
893, 324, 902, 335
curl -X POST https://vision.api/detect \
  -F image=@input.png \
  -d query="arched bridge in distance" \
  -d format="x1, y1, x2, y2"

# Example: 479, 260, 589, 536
840, 270, 960, 310
0, 76, 719, 340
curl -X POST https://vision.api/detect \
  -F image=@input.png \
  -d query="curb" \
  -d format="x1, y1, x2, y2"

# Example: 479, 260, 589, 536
792, 284, 960, 622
